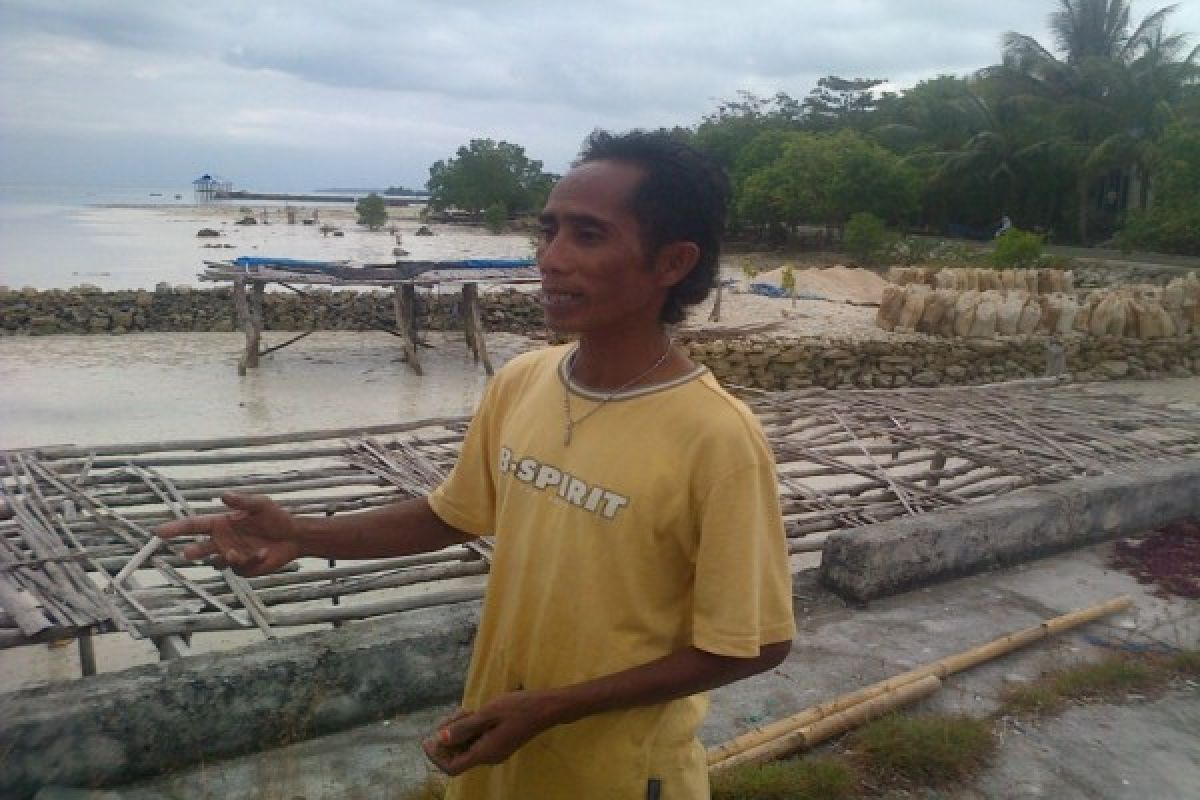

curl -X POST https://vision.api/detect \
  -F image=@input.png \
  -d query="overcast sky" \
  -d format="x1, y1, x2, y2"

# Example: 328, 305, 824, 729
2, 0, 1197, 191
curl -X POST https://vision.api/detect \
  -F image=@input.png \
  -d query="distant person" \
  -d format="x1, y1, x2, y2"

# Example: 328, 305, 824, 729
995, 214, 1013, 238
158, 130, 796, 799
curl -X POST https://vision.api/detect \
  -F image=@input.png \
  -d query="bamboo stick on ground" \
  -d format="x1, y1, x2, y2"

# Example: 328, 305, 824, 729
706, 595, 1132, 770
710, 675, 943, 772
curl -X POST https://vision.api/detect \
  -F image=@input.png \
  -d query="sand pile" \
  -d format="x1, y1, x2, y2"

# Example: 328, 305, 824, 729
754, 265, 887, 305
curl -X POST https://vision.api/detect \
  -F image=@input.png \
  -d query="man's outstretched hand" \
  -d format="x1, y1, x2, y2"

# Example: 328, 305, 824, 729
156, 492, 301, 577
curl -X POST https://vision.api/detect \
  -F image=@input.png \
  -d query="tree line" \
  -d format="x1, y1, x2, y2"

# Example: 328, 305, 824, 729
416, 0, 1199, 255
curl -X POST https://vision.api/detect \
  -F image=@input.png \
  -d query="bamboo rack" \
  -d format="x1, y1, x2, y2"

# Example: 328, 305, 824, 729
1, 379, 1196, 657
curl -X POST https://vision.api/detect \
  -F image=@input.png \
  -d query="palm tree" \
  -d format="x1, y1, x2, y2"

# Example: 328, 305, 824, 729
995, 0, 1198, 243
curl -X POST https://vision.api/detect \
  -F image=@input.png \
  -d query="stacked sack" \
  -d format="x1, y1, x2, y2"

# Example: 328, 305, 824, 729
886, 267, 1074, 294
880, 271, 1198, 339
1075, 275, 1199, 338
878, 285, 1079, 338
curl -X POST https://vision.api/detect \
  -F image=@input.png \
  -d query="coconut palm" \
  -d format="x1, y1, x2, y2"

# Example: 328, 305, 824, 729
995, 0, 1198, 242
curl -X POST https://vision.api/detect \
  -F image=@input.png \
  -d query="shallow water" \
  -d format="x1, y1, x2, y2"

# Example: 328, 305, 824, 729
0, 330, 534, 449
0, 187, 535, 290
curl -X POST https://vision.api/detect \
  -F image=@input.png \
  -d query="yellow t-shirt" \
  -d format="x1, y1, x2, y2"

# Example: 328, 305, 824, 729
428, 345, 796, 799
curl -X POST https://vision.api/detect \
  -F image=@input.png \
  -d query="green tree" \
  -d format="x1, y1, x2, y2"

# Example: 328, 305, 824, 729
1115, 123, 1200, 254
692, 91, 803, 172
426, 139, 557, 216
735, 130, 919, 235
995, 0, 1198, 242
355, 193, 387, 230
844, 212, 892, 265
802, 75, 888, 131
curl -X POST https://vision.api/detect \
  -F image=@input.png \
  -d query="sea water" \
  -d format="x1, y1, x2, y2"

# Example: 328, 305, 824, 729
0, 184, 534, 289
0, 185, 540, 449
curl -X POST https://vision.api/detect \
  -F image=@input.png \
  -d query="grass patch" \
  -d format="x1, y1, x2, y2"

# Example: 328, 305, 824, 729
1050, 657, 1158, 699
850, 713, 994, 787
711, 756, 858, 800
1168, 649, 1200, 678
393, 774, 446, 800
1000, 655, 1166, 717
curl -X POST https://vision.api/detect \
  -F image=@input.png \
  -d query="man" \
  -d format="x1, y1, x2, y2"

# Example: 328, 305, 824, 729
158, 130, 796, 798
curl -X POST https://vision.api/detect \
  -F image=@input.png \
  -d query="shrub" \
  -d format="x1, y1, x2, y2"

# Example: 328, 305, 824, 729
888, 236, 937, 266
1115, 207, 1200, 257
355, 193, 388, 230
990, 228, 1043, 268
844, 212, 892, 265
483, 202, 508, 233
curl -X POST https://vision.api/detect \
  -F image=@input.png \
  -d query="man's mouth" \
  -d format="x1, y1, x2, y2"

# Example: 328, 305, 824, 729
541, 290, 583, 308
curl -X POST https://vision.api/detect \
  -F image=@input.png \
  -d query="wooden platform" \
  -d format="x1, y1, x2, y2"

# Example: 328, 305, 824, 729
3, 379, 1199, 668
200, 263, 540, 376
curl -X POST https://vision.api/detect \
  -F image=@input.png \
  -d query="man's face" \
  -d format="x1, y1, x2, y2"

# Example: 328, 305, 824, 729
536, 160, 671, 336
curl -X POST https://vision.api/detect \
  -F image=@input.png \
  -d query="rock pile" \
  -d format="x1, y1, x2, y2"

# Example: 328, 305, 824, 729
683, 333, 1200, 390
0, 286, 545, 336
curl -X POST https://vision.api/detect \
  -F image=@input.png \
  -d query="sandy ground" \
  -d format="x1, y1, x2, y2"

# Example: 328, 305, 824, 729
683, 285, 884, 339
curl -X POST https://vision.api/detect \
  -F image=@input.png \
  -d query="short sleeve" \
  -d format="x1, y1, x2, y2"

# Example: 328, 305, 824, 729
691, 441, 796, 657
427, 381, 499, 537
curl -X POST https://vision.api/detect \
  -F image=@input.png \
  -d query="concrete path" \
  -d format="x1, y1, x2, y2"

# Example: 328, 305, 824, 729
60, 540, 1195, 800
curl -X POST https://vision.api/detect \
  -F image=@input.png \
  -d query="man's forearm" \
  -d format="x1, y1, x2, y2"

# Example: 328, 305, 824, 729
428, 641, 793, 774
541, 641, 792, 729
293, 497, 472, 560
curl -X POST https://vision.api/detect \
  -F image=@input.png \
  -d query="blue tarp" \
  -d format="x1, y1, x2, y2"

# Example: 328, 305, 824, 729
232, 256, 536, 271
749, 283, 788, 298
455, 258, 536, 268
234, 257, 340, 269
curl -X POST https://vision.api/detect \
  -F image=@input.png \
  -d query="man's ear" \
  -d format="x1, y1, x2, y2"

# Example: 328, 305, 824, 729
653, 242, 701, 289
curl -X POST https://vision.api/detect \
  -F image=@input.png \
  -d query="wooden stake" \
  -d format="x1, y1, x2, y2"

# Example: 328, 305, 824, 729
462, 282, 494, 375
393, 284, 423, 375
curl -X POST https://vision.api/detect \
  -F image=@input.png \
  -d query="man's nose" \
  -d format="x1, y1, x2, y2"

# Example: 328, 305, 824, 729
537, 236, 568, 276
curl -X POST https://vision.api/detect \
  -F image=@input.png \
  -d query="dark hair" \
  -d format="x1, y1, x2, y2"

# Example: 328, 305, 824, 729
576, 129, 730, 324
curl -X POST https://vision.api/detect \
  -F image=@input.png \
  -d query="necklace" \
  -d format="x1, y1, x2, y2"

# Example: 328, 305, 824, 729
562, 336, 673, 447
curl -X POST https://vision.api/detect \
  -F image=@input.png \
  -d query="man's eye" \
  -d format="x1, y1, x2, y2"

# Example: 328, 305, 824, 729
577, 229, 603, 243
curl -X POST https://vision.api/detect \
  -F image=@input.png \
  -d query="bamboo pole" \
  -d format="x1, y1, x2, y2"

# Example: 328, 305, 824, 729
710, 675, 943, 772
706, 595, 1132, 769
16, 417, 470, 462
136, 585, 485, 637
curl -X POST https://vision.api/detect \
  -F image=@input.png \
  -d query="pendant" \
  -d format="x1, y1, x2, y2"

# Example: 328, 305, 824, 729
564, 422, 573, 447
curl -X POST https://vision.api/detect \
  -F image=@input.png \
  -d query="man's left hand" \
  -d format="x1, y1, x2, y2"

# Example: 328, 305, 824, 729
421, 690, 558, 776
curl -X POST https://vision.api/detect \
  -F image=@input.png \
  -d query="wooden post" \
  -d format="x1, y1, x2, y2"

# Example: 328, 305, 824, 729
708, 283, 723, 323
462, 282, 494, 376
393, 284, 423, 375
232, 278, 252, 376
927, 451, 947, 488
250, 280, 265, 367
78, 629, 97, 676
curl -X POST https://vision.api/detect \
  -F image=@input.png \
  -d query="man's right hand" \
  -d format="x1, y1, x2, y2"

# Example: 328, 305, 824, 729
156, 492, 301, 577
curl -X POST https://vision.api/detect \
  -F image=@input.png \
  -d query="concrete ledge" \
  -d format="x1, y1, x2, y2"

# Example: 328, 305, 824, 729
0, 602, 480, 798
819, 460, 1200, 603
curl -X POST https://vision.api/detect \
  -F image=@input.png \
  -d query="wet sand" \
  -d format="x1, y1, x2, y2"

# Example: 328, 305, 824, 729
0, 330, 535, 450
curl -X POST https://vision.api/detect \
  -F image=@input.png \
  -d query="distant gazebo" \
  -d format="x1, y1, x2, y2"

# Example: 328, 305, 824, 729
192, 174, 232, 202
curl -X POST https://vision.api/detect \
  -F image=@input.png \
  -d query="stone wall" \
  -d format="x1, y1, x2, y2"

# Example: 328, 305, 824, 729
0, 285, 544, 336
5, 286, 1198, 390
682, 333, 1200, 390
